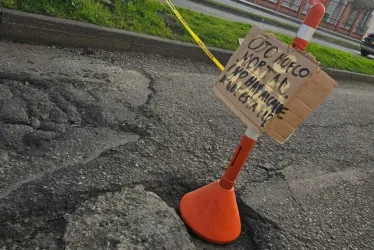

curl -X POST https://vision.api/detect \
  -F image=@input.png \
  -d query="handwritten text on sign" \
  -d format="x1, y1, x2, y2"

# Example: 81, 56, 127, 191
213, 26, 319, 134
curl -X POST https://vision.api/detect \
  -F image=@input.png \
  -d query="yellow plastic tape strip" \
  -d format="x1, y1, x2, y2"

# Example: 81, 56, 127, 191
165, 0, 225, 72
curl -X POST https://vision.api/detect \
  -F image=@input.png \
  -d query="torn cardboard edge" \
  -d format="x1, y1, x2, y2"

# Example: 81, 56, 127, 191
263, 70, 337, 143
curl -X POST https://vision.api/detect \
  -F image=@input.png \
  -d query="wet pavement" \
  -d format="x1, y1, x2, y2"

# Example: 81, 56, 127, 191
0, 41, 373, 249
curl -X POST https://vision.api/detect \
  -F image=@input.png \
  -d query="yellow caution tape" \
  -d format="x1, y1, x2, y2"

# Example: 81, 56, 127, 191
165, 0, 225, 72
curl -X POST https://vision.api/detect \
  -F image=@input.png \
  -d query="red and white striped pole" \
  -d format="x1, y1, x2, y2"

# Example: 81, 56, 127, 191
218, 3, 326, 192
179, 3, 326, 245
292, 3, 325, 51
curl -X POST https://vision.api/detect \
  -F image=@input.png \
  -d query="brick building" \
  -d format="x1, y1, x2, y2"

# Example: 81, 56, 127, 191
248, 0, 374, 40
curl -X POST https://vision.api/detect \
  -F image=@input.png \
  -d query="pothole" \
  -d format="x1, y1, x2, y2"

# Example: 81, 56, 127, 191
63, 185, 196, 250
158, 11, 185, 36
144, 177, 264, 249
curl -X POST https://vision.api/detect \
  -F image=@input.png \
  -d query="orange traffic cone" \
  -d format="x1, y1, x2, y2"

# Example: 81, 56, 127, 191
179, 181, 240, 244
179, 129, 259, 244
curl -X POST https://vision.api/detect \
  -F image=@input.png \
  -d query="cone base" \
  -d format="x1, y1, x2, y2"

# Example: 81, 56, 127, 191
179, 181, 241, 244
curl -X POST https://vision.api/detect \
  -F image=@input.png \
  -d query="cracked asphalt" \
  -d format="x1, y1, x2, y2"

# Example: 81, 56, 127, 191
0, 40, 373, 250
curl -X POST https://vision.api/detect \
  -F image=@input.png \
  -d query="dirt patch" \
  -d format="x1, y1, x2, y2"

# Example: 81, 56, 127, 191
158, 11, 185, 36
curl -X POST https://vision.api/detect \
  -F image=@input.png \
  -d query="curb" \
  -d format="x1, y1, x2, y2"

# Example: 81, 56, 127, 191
0, 8, 232, 65
323, 68, 374, 82
0, 8, 373, 83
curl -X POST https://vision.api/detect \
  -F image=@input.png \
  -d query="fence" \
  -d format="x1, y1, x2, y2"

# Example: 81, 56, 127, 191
281, 0, 302, 11
341, 8, 360, 29
324, 0, 346, 25
355, 10, 372, 34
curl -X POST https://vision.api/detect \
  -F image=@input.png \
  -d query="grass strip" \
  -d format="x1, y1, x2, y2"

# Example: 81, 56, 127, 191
1, 0, 373, 75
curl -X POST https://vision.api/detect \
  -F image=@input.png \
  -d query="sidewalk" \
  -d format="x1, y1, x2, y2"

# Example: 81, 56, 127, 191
181, 0, 360, 47
171, 0, 360, 54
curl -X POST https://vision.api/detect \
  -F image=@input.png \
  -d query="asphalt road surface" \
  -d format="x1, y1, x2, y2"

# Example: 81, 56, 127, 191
0, 41, 373, 249
171, 0, 361, 55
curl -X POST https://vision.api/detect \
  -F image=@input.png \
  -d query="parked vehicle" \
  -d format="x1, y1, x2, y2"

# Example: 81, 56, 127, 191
360, 32, 374, 57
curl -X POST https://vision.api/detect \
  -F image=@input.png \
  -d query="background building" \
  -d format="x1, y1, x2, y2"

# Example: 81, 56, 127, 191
249, 0, 374, 39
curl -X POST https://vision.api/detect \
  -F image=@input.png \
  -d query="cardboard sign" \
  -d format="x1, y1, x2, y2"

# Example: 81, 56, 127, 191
213, 26, 337, 144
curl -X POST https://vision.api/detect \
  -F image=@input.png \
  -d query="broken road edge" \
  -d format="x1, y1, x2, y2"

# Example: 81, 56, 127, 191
0, 8, 372, 83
